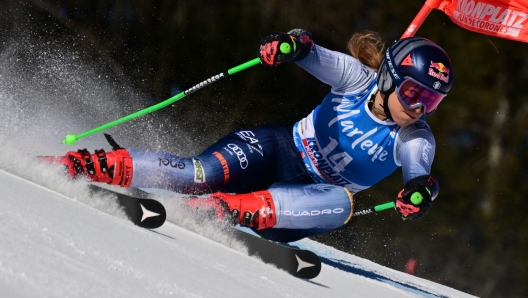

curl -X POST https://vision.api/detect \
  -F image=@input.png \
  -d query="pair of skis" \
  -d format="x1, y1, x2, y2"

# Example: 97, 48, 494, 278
91, 184, 394, 279
89, 185, 322, 279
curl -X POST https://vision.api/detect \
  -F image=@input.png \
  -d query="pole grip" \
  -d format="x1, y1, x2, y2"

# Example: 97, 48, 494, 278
353, 201, 395, 217
374, 202, 395, 212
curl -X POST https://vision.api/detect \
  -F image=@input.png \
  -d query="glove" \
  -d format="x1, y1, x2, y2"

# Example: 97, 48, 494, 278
394, 175, 439, 221
258, 29, 313, 66
39, 134, 134, 188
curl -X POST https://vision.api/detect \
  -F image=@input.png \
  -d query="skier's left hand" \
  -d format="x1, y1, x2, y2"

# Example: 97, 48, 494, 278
258, 29, 313, 66
259, 32, 299, 66
394, 175, 438, 221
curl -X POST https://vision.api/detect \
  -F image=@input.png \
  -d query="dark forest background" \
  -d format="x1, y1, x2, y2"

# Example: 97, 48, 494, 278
1, 1, 528, 297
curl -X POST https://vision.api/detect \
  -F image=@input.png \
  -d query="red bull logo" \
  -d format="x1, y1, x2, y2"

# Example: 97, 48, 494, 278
430, 62, 450, 74
428, 61, 450, 83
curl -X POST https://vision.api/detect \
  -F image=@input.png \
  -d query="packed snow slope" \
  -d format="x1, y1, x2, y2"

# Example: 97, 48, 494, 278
0, 168, 476, 298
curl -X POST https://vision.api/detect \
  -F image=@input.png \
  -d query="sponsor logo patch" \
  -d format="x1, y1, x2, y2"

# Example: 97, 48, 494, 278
428, 61, 450, 83
212, 151, 230, 183
193, 158, 206, 183
227, 144, 248, 169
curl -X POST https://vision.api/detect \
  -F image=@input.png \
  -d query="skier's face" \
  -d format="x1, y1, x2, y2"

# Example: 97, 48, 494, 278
387, 92, 423, 127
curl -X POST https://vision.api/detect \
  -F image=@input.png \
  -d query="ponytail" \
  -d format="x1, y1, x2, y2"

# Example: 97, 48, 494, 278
347, 30, 385, 71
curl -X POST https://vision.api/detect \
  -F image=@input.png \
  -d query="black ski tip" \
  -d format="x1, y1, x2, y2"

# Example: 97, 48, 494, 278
289, 250, 322, 279
232, 229, 321, 279
88, 185, 167, 229
127, 198, 167, 229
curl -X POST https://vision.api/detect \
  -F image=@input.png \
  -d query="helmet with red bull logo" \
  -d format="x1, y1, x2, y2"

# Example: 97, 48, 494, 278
377, 37, 454, 116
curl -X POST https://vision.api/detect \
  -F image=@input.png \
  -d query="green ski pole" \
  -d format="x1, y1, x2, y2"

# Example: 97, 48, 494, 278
62, 57, 261, 145
353, 201, 395, 217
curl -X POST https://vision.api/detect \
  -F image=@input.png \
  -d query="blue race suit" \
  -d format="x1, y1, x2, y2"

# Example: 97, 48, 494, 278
127, 43, 436, 242
292, 44, 435, 192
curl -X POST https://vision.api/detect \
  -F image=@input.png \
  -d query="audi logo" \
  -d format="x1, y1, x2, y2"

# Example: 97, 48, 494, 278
227, 144, 248, 169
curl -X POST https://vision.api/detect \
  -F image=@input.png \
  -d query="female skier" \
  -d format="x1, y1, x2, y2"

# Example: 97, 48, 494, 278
50, 29, 453, 242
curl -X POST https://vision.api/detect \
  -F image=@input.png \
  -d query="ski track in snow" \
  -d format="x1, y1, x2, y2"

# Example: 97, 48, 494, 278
0, 168, 476, 298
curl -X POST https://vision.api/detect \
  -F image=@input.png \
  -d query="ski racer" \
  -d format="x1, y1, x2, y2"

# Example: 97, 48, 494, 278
47, 29, 454, 242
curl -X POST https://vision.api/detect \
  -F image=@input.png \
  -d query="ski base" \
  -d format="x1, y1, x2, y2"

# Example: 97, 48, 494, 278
88, 185, 167, 229
89, 186, 321, 279
230, 229, 321, 279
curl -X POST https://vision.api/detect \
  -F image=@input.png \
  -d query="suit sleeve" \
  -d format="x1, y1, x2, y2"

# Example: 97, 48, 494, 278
294, 44, 376, 94
395, 120, 436, 184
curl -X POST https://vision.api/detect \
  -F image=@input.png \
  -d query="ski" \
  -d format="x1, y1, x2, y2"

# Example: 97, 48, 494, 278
230, 228, 321, 279
91, 186, 321, 279
88, 185, 167, 229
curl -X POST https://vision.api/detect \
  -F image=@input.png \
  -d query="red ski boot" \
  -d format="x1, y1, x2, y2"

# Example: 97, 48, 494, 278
40, 135, 133, 187
185, 191, 277, 230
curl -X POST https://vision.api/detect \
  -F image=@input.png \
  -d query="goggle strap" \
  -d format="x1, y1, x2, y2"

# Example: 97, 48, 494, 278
384, 49, 404, 86
381, 92, 394, 121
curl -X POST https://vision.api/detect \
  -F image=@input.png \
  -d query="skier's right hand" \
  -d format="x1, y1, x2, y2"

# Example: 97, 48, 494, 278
40, 148, 134, 188
394, 175, 438, 221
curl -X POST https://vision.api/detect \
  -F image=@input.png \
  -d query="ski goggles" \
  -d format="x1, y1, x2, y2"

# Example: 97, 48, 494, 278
395, 77, 446, 114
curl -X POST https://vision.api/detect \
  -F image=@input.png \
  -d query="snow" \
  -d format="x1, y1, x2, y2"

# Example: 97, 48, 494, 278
0, 168, 476, 298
